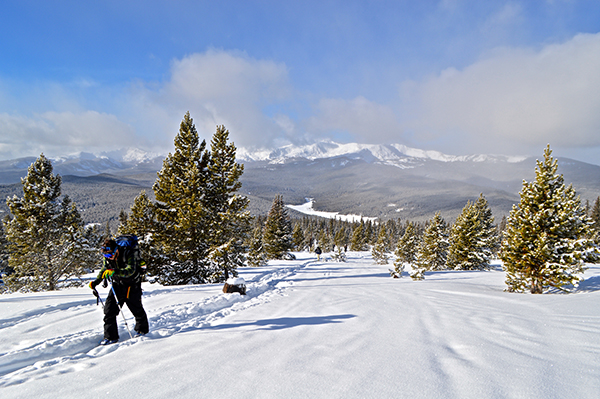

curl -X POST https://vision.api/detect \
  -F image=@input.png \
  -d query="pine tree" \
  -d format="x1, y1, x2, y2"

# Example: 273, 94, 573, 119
333, 228, 348, 252
590, 196, 600, 241
350, 222, 368, 251
0, 216, 12, 281
414, 212, 449, 272
118, 209, 128, 228
317, 228, 333, 252
103, 221, 112, 239
500, 145, 599, 293
204, 125, 251, 281
372, 224, 390, 264
392, 221, 419, 277
4, 155, 96, 292
82, 223, 103, 265
447, 201, 478, 270
498, 215, 508, 241
474, 193, 499, 255
151, 115, 251, 284
263, 195, 293, 259
152, 112, 211, 285
118, 191, 155, 237
447, 195, 497, 270
386, 219, 400, 250
291, 223, 305, 251
247, 223, 268, 267
364, 221, 375, 246
118, 190, 162, 278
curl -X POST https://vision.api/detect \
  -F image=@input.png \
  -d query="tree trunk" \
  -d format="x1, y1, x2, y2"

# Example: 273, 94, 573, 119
530, 279, 543, 294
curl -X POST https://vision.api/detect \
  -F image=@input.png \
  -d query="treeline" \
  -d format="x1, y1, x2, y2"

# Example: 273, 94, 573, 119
245, 146, 600, 294
246, 193, 499, 276
1, 115, 599, 296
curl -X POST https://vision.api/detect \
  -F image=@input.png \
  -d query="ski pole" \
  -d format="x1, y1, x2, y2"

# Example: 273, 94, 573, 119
108, 276, 134, 339
92, 288, 104, 306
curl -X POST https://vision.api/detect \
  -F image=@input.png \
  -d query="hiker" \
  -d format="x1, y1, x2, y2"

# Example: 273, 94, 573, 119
315, 246, 322, 261
89, 238, 149, 345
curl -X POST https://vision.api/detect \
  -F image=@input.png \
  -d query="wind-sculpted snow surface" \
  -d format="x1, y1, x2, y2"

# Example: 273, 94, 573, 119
1, 253, 600, 398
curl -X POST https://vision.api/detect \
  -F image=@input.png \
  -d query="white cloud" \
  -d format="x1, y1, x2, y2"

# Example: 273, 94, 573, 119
400, 33, 600, 155
0, 111, 137, 159
3, 35, 600, 164
305, 96, 402, 143
483, 2, 523, 29
130, 49, 292, 149
0, 50, 295, 159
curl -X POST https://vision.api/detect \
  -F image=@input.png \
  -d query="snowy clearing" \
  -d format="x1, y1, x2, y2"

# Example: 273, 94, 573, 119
1, 253, 599, 399
286, 199, 377, 222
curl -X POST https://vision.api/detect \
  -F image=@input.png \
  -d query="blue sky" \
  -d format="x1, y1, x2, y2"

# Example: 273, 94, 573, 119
1, 0, 600, 164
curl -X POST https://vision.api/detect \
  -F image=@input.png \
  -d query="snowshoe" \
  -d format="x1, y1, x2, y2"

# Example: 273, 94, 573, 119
99, 338, 118, 346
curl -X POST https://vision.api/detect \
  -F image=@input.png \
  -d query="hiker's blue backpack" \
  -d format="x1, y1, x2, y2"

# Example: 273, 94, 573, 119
115, 234, 146, 282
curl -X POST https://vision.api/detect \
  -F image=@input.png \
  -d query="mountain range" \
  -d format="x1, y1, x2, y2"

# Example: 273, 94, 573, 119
1, 142, 599, 227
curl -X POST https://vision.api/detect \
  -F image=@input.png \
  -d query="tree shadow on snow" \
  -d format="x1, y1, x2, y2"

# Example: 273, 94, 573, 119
202, 314, 356, 331
552, 275, 600, 294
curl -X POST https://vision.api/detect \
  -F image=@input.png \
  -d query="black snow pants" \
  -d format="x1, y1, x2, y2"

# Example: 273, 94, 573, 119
103, 281, 149, 340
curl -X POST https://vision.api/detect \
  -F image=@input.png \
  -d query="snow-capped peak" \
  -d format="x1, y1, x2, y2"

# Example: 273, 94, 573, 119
236, 141, 527, 167
49, 148, 159, 165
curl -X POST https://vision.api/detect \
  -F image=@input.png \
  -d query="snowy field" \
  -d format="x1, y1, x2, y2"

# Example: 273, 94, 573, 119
286, 199, 378, 222
1, 252, 599, 399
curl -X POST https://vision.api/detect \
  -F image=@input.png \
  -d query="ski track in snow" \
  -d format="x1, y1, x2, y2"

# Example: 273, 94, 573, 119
0, 260, 311, 387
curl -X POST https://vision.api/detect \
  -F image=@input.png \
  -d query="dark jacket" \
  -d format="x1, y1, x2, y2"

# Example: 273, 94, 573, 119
95, 249, 138, 284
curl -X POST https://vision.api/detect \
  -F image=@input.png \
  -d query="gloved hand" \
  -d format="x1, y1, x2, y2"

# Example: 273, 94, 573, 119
102, 269, 115, 279
89, 279, 101, 289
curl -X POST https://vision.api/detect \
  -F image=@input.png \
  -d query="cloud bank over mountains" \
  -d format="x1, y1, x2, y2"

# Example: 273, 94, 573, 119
401, 33, 600, 156
2, 33, 600, 165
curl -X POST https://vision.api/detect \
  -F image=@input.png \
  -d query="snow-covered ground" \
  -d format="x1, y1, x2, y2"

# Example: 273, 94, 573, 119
1, 253, 599, 398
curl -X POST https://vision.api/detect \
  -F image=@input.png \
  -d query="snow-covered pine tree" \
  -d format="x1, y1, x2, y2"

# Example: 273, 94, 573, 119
82, 223, 103, 260
350, 222, 368, 251
291, 223, 305, 251
447, 194, 497, 270
0, 217, 11, 280
204, 125, 251, 281
118, 190, 155, 236
392, 221, 419, 277
364, 221, 375, 246
590, 196, 600, 242
497, 215, 507, 242
317, 229, 333, 252
57, 195, 99, 274
103, 221, 112, 239
414, 212, 449, 272
247, 223, 268, 267
447, 200, 477, 270
262, 195, 293, 259
333, 227, 348, 252
372, 224, 390, 264
474, 193, 499, 256
500, 145, 599, 293
4, 155, 96, 292
118, 209, 128, 229
152, 112, 211, 285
